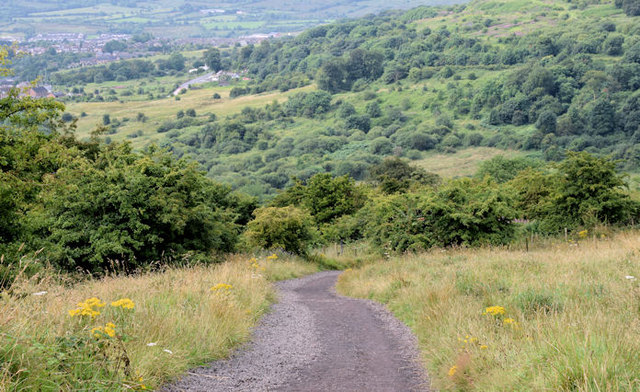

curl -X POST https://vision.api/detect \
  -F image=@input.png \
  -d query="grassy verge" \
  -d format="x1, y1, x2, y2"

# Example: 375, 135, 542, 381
336, 231, 640, 391
0, 253, 318, 390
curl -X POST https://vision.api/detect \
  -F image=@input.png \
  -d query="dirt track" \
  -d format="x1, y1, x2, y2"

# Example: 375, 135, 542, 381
162, 271, 429, 392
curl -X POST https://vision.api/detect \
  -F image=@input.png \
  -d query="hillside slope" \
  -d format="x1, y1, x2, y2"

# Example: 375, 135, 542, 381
61, 0, 640, 198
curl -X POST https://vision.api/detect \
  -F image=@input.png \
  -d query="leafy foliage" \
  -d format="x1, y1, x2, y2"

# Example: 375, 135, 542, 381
245, 206, 315, 255
361, 178, 517, 252
37, 144, 239, 273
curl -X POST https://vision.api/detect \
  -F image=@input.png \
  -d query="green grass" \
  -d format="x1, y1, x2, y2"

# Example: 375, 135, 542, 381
412, 147, 526, 178
337, 231, 640, 391
66, 84, 315, 148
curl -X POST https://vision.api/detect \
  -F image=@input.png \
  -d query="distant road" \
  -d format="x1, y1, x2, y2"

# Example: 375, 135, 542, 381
172, 72, 216, 96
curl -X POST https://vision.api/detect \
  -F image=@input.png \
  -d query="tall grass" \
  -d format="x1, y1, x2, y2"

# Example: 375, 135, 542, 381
337, 231, 640, 391
0, 253, 318, 390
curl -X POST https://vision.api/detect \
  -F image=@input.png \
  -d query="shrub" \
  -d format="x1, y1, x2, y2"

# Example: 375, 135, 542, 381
37, 144, 239, 273
362, 178, 517, 252
245, 206, 315, 255
272, 174, 366, 224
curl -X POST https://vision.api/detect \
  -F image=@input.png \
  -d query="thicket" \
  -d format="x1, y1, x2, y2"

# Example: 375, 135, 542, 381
203, 3, 640, 171
263, 154, 639, 254
50, 55, 184, 86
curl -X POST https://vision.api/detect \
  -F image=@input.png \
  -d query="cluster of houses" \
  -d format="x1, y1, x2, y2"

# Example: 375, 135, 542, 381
0, 83, 60, 99
23, 33, 132, 56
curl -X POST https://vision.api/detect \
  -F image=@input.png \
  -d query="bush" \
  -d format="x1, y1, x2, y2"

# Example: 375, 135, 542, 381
245, 206, 315, 255
538, 152, 637, 231
362, 178, 517, 252
38, 144, 239, 273
272, 173, 366, 224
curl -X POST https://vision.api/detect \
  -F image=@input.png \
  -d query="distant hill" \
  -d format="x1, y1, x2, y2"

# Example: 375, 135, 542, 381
0, 0, 464, 39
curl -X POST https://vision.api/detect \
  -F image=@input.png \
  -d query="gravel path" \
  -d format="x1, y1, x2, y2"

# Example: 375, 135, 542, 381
161, 271, 429, 392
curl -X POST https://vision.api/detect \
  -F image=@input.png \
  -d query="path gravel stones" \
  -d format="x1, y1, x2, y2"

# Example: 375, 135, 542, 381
161, 271, 429, 392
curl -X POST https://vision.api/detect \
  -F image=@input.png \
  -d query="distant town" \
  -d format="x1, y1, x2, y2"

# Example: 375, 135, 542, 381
0, 30, 288, 89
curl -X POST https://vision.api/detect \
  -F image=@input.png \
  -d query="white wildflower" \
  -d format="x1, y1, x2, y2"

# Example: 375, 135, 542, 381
32, 291, 48, 296
146, 342, 158, 347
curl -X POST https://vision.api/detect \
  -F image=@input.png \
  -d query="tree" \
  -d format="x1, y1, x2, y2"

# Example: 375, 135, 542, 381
602, 35, 624, 56
103, 40, 127, 54
539, 152, 636, 231
365, 101, 382, 118
361, 178, 517, 252
476, 156, 540, 183
589, 99, 615, 135
369, 157, 439, 193
621, 0, 640, 15
203, 48, 222, 72
272, 174, 366, 224
245, 206, 315, 255
316, 59, 349, 93
536, 110, 557, 134
346, 49, 384, 82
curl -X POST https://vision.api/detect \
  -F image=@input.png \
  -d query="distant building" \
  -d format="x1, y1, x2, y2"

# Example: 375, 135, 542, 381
27, 87, 55, 98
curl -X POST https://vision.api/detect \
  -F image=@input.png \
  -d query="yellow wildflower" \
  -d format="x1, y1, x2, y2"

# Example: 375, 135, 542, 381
211, 283, 233, 291
448, 365, 457, 377
111, 298, 135, 310
480, 345, 488, 350
503, 317, 515, 325
84, 297, 106, 308
483, 306, 506, 316
266, 253, 278, 260
104, 323, 116, 338
69, 297, 105, 318
578, 230, 588, 238
91, 326, 104, 338
91, 322, 116, 338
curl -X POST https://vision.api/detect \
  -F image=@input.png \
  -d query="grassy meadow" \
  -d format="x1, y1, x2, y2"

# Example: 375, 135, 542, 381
0, 253, 318, 391
66, 84, 315, 148
337, 231, 640, 391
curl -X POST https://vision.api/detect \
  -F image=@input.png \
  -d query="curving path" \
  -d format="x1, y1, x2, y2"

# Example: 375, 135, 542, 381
162, 271, 429, 392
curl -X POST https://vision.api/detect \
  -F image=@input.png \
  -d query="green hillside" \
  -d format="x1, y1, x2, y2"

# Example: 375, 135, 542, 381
57, 0, 640, 198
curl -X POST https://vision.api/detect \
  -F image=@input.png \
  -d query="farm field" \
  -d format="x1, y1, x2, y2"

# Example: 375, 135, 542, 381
0, 0, 463, 39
